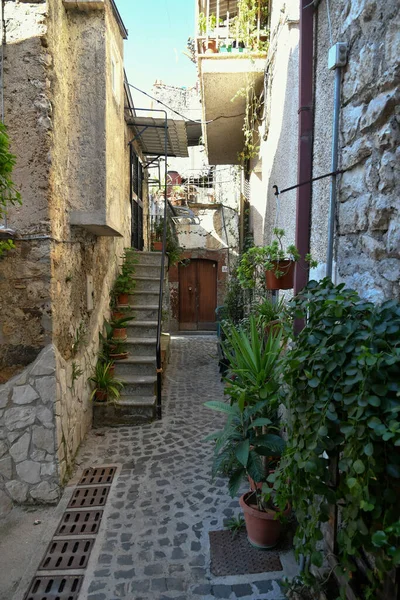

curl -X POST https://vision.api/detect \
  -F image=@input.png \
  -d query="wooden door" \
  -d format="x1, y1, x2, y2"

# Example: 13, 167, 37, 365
179, 259, 217, 331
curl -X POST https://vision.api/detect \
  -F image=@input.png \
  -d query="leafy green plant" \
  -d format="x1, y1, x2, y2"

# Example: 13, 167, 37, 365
204, 398, 284, 500
231, 0, 269, 51
225, 514, 245, 539
275, 278, 400, 597
254, 296, 287, 327
88, 361, 123, 402
110, 314, 134, 330
0, 123, 22, 257
72, 322, 86, 357
198, 12, 221, 35
71, 361, 83, 389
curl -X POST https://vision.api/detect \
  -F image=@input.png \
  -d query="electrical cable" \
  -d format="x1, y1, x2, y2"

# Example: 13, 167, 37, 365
127, 82, 244, 125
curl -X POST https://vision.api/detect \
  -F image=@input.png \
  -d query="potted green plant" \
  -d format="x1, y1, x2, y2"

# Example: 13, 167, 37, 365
88, 361, 123, 403
111, 314, 134, 341
254, 296, 288, 337
109, 338, 129, 361
100, 319, 129, 361
153, 219, 164, 252
204, 398, 288, 548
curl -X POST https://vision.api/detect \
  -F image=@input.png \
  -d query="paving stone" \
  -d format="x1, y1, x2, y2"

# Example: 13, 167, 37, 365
231, 583, 253, 597
114, 568, 136, 579
193, 584, 212, 595
151, 578, 167, 592
255, 580, 274, 594
213, 584, 232, 598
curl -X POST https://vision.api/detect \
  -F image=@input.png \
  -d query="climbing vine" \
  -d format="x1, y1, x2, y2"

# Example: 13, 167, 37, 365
232, 81, 263, 169
0, 123, 21, 257
275, 279, 400, 598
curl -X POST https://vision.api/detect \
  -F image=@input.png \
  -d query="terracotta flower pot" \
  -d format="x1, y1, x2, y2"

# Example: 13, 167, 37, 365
94, 389, 107, 402
110, 352, 129, 361
239, 491, 290, 549
112, 328, 127, 340
118, 293, 130, 306
203, 39, 217, 54
153, 241, 163, 252
265, 260, 295, 290
109, 364, 115, 378
264, 319, 281, 337
112, 311, 125, 320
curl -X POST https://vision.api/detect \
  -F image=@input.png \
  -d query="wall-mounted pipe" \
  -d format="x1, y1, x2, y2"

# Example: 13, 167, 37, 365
294, 0, 314, 298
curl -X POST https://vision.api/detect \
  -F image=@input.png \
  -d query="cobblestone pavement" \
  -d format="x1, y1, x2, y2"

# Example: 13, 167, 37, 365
76, 336, 296, 600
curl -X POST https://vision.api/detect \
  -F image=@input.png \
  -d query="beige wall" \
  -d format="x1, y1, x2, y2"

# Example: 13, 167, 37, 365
249, 0, 299, 251
0, 0, 133, 512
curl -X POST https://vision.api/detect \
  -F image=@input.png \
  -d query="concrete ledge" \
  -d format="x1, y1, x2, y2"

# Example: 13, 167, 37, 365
63, 0, 105, 10
93, 400, 156, 427
70, 211, 123, 237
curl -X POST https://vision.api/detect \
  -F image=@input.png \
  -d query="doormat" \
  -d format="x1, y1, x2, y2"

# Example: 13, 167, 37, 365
209, 529, 283, 576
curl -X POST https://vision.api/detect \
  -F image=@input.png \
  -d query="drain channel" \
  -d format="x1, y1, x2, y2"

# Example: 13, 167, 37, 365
24, 575, 83, 600
24, 465, 117, 600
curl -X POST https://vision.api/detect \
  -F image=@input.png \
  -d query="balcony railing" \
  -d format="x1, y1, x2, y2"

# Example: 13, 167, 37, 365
195, 0, 269, 57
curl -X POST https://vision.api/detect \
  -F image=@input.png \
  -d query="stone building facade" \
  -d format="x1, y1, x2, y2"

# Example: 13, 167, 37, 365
0, 0, 142, 516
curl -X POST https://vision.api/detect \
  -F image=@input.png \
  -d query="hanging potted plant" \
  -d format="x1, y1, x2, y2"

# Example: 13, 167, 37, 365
152, 219, 164, 252
88, 361, 123, 403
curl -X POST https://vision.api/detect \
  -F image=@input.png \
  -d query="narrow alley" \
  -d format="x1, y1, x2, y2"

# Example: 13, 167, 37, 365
13, 335, 294, 600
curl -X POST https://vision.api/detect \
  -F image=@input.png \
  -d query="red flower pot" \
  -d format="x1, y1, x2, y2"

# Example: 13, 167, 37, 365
153, 241, 163, 252
112, 328, 127, 340
265, 260, 295, 290
203, 39, 217, 54
110, 352, 129, 361
239, 491, 290, 549
118, 293, 129, 306
94, 390, 107, 403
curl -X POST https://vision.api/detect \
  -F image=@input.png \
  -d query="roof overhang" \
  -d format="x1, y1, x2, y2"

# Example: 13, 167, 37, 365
126, 116, 189, 158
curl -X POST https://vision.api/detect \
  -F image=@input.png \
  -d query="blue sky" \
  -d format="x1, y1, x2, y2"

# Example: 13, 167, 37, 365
115, 0, 197, 104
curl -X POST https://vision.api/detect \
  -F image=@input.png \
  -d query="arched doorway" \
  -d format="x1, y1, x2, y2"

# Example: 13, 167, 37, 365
179, 259, 217, 331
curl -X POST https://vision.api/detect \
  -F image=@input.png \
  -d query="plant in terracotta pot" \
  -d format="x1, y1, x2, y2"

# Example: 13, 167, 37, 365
254, 296, 289, 337
112, 248, 137, 305
110, 314, 134, 341
237, 229, 317, 291
100, 319, 129, 361
204, 398, 287, 548
88, 361, 123, 403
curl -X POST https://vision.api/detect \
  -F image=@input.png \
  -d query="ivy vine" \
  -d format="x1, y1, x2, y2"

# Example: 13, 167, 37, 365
0, 123, 21, 257
275, 278, 400, 598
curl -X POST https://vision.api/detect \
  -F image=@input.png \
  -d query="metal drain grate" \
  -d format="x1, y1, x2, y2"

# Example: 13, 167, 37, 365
68, 485, 110, 508
24, 575, 83, 600
55, 510, 103, 536
209, 529, 283, 576
78, 465, 117, 486
39, 539, 95, 571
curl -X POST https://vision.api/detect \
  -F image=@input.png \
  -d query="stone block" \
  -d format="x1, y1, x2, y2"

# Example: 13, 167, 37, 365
341, 103, 363, 145
30, 480, 59, 502
341, 137, 372, 170
360, 89, 398, 132
378, 149, 400, 192
386, 220, 400, 257
374, 118, 400, 151
33, 425, 55, 453
4, 406, 36, 431
369, 195, 397, 231
36, 405, 54, 428
6, 480, 29, 503
0, 489, 12, 516
16, 460, 41, 484
30, 345, 56, 376
40, 461, 56, 477
35, 376, 56, 405
12, 384, 39, 405
340, 166, 365, 201
0, 387, 10, 409
338, 195, 370, 234
0, 456, 12, 479
9, 432, 30, 463
380, 258, 400, 283
0, 441, 8, 458
385, 19, 400, 70
361, 235, 386, 260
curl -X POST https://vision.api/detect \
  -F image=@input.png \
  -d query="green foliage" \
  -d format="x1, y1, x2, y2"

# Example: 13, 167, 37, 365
0, 123, 22, 258
71, 322, 86, 357
275, 278, 400, 597
237, 229, 305, 289
112, 248, 138, 298
153, 218, 182, 266
204, 398, 284, 502
71, 361, 83, 389
221, 268, 245, 324
88, 361, 123, 402
225, 514, 245, 538
110, 314, 134, 330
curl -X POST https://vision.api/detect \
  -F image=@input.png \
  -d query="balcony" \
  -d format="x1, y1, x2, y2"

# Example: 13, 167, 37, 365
195, 0, 268, 165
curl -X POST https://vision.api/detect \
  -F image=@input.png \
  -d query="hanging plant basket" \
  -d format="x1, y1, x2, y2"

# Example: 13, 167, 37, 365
265, 260, 295, 290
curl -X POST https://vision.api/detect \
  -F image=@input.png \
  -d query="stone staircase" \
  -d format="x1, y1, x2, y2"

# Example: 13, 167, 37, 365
112, 251, 164, 424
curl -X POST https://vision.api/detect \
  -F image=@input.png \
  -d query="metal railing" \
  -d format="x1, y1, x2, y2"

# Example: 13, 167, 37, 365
195, 0, 268, 56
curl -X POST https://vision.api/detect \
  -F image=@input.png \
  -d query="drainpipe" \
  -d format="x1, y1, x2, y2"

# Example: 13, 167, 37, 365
294, 0, 314, 298
326, 43, 347, 279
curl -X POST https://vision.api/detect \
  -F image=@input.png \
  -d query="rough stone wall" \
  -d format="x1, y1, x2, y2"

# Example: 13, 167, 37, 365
0, 346, 60, 516
0, 1, 52, 370
311, 0, 400, 301
250, 0, 299, 249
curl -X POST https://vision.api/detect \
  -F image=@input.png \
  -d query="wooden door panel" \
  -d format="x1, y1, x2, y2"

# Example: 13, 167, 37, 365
197, 260, 217, 329
179, 262, 197, 330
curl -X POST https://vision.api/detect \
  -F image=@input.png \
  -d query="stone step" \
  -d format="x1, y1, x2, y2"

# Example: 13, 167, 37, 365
134, 264, 165, 279
120, 375, 157, 396
114, 356, 156, 377
128, 291, 160, 305
131, 305, 159, 321
134, 251, 164, 266
93, 395, 156, 427
127, 321, 158, 338
134, 277, 163, 293
125, 337, 157, 356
